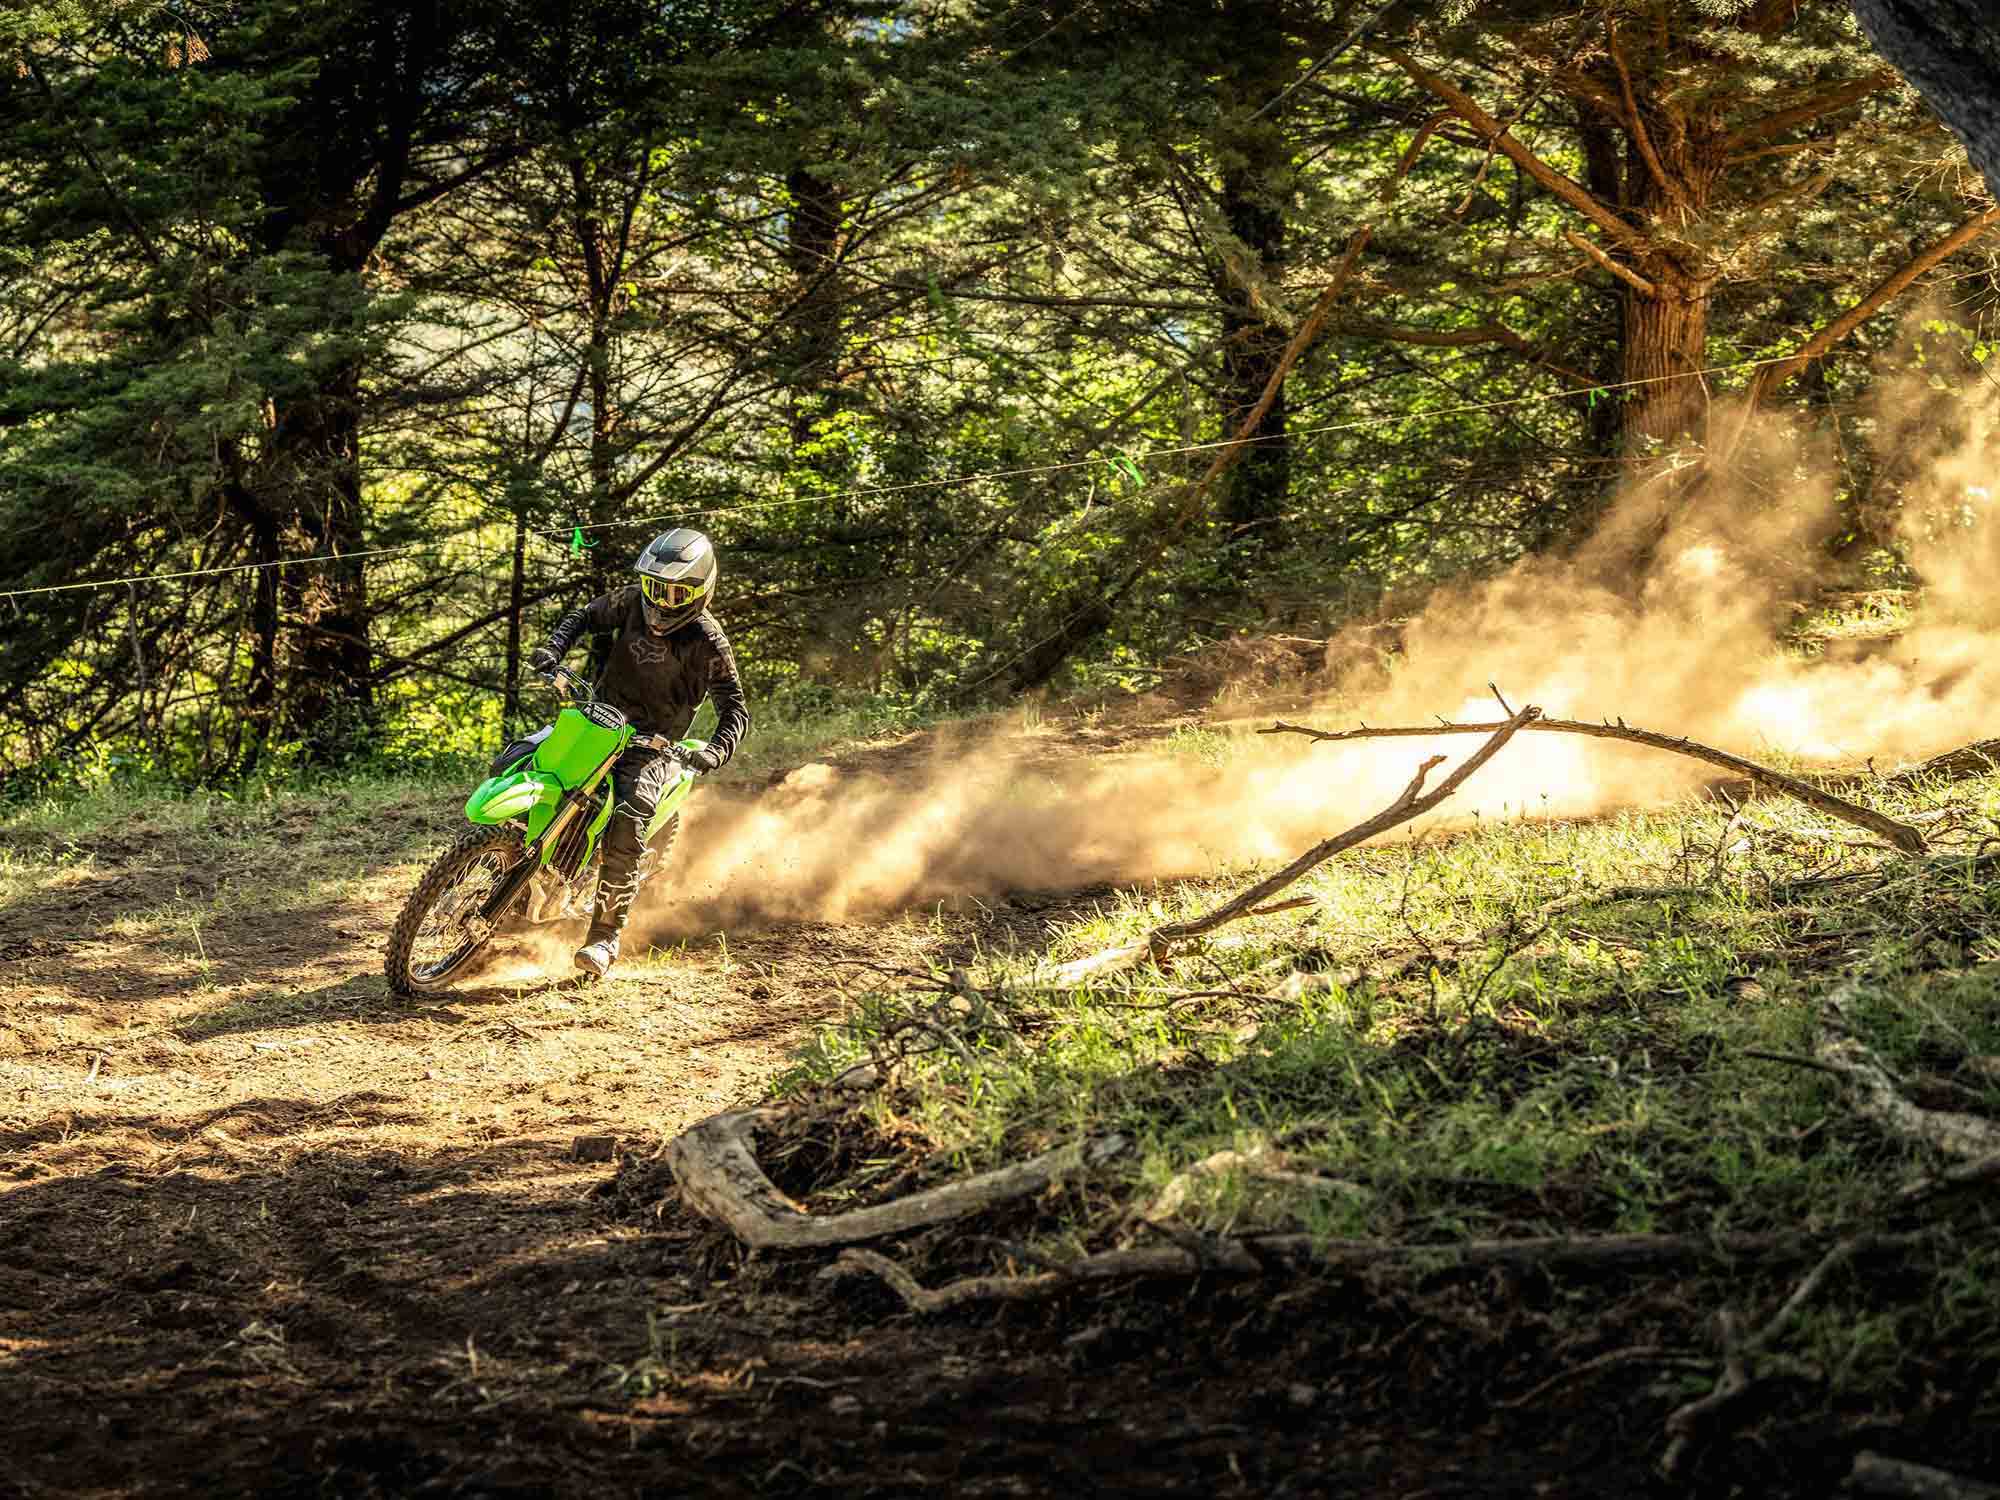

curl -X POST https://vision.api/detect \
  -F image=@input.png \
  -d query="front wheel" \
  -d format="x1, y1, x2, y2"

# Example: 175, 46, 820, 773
385, 826, 523, 996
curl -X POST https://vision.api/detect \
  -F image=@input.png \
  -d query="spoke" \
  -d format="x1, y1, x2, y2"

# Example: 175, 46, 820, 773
410, 851, 507, 979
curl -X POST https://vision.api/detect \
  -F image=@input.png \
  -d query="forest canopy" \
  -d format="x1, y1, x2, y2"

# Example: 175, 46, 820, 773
3, 0, 1995, 779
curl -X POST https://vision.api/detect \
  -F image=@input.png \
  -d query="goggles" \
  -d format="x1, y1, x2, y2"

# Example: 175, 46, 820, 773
640, 574, 708, 610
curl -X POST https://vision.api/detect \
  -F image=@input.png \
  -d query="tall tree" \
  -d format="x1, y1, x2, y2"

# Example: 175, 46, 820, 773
1377, 0, 1954, 450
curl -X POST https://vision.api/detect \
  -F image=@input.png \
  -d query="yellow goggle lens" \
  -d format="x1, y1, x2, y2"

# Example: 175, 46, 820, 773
641, 575, 706, 609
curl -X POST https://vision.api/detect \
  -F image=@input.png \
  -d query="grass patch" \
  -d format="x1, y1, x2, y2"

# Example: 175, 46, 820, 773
773, 762, 2000, 1428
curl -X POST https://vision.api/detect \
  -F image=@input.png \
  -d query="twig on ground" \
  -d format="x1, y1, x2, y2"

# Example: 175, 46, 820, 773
1741, 1049, 1847, 1078
1659, 1309, 1752, 1480
1751, 1231, 1930, 1353
1494, 1345, 1714, 1411
1657, 1229, 1934, 1478
1261, 715, 1927, 854
1899, 1148, 2000, 1202
822, 1228, 1826, 1315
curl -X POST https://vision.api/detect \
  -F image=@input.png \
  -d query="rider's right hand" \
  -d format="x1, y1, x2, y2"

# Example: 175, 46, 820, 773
528, 645, 561, 676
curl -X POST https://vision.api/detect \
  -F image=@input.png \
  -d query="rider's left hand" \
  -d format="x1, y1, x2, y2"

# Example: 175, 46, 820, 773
681, 745, 723, 774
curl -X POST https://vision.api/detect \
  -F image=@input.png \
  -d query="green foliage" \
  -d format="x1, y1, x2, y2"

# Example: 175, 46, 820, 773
2, 0, 1994, 775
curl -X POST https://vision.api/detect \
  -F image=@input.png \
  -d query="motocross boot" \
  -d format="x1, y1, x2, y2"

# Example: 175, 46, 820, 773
575, 801, 648, 980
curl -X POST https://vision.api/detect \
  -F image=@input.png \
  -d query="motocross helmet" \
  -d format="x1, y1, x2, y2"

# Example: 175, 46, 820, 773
634, 527, 718, 633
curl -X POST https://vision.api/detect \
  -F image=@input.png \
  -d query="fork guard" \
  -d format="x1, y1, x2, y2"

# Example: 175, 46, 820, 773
466, 770, 561, 836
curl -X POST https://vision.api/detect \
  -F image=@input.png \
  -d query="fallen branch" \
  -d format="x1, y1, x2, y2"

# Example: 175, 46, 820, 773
1261, 716, 1927, 854
822, 1228, 1823, 1314
1161, 706, 1543, 947
667, 1108, 1128, 1251
1878, 738, 2000, 792
1045, 705, 1539, 986
1850, 1452, 2000, 1500
1813, 981, 2000, 1161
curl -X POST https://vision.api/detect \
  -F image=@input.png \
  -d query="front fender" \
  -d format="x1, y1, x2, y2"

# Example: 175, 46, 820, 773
466, 770, 558, 827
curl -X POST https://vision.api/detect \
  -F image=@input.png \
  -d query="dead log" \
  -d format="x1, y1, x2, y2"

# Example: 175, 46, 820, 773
823, 1228, 1820, 1314
1045, 704, 1540, 985
1261, 716, 1927, 854
667, 1108, 1128, 1251
1850, 1452, 2000, 1500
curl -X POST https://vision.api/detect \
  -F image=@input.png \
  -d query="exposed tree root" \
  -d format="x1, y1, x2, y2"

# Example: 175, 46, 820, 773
667, 1108, 1128, 1250
1261, 715, 1928, 854
821, 1229, 1821, 1315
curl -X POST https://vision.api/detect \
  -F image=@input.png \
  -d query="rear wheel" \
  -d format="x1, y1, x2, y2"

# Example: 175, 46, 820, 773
385, 826, 523, 996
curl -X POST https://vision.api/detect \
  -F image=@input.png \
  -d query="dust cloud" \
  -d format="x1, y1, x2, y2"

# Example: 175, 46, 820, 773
634, 373, 2000, 941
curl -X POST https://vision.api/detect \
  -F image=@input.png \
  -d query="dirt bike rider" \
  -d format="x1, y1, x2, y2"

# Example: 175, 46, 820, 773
527, 528, 749, 980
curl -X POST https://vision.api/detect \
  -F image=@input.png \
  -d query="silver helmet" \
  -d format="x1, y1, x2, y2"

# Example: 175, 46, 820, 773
633, 527, 717, 633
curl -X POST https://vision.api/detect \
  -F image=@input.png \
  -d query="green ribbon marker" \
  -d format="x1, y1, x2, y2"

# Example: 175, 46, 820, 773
569, 525, 596, 561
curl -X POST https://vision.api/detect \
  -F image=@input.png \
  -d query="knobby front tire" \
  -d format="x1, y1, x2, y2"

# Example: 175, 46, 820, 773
384, 825, 523, 996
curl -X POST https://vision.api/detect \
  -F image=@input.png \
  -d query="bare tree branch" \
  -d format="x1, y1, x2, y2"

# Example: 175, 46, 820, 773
1261, 717, 1927, 853
1379, 48, 1647, 251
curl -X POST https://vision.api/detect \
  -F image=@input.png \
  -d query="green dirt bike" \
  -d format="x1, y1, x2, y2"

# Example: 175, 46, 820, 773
384, 665, 706, 995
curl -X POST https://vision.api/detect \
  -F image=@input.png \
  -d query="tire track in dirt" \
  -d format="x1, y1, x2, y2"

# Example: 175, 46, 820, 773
0, 816, 1154, 1496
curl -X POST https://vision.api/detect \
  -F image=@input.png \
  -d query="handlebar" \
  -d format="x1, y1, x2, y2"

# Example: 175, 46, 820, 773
540, 667, 701, 769
542, 663, 592, 702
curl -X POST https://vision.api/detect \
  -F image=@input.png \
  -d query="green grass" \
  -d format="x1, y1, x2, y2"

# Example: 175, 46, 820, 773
773, 760, 2000, 1412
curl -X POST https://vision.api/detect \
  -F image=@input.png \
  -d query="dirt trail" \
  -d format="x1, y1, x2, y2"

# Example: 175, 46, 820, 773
8, 767, 1430, 1499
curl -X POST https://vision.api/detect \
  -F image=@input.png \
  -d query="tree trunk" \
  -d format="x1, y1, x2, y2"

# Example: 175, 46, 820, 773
785, 163, 846, 451
1619, 273, 1710, 447
1851, 0, 2000, 201
1218, 161, 1291, 544
1006, 601, 1115, 697
1614, 131, 1720, 450
273, 365, 374, 758
1213, 4, 1295, 555
241, 506, 281, 777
